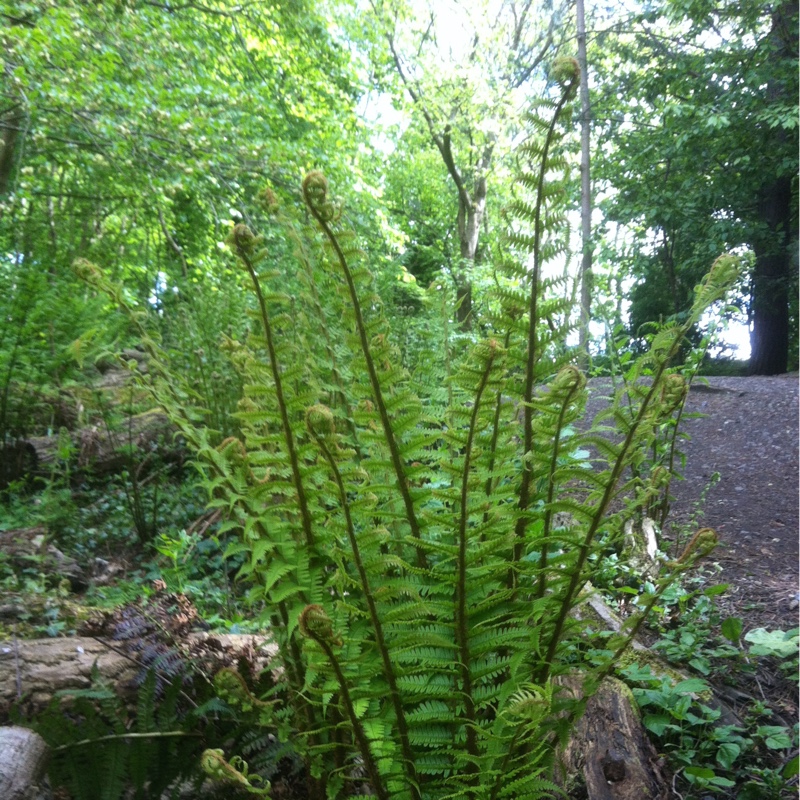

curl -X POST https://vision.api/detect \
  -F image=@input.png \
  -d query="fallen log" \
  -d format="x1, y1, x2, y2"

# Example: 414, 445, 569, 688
0, 633, 277, 715
0, 527, 89, 592
28, 410, 181, 477
555, 675, 669, 800
574, 583, 742, 728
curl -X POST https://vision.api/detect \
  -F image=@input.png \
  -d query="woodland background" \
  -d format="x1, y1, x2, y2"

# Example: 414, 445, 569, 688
0, 1, 798, 799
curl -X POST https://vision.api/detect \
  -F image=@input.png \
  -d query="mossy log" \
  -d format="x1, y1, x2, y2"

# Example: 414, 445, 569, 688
574, 583, 741, 728
0, 527, 89, 593
5, 410, 181, 484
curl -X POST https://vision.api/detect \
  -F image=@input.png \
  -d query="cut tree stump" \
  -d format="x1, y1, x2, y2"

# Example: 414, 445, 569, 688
0, 726, 51, 800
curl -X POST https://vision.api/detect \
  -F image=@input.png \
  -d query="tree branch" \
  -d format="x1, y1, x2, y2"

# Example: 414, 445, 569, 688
155, 200, 188, 277
383, 29, 472, 208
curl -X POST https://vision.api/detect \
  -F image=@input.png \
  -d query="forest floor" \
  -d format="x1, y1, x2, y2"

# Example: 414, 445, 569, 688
666, 374, 798, 633
651, 374, 798, 726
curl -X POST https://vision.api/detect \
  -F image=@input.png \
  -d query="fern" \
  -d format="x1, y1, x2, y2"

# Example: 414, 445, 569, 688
23, 670, 204, 800
75, 58, 742, 800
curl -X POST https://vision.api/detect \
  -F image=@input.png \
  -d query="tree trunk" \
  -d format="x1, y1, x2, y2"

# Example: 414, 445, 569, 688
749, 179, 793, 376
576, 0, 594, 365
454, 174, 487, 329
748, 0, 797, 375
0, 109, 24, 199
556, 676, 670, 800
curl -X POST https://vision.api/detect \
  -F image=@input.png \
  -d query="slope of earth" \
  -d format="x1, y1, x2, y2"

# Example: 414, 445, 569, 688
665, 375, 799, 634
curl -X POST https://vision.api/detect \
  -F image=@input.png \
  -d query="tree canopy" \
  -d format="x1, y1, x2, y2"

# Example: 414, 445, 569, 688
591, 0, 798, 371
0, 0, 796, 444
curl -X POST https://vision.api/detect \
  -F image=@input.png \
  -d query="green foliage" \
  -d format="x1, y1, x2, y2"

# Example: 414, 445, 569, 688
24, 670, 207, 800
81, 71, 740, 797
617, 565, 799, 799
649, 578, 741, 677
622, 658, 799, 799
0, 0, 379, 478
591, 0, 798, 369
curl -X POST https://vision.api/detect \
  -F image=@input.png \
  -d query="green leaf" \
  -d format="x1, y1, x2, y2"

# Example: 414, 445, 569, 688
689, 657, 710, 675
643, 713, 671, 736
720, 616, 743, 643
744, 628, 799, 658
757, 726, 793, 750
783, 754, 799, 779
715, 741, 740, 769
709, 776, 736, 788
684, 766, 716, 781
673, 678, 708, 694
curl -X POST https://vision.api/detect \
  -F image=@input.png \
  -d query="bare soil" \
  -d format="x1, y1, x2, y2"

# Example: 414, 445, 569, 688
665, 375, 799, 634
658, 374, 799, 730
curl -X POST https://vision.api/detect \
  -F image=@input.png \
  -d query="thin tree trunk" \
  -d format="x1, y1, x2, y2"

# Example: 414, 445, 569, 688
576, 0, 593, 364
454, 174, 487, 328
0, 109, 24, 199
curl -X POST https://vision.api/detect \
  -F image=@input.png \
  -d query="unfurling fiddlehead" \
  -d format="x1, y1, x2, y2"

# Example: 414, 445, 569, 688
302, 172, 429, 570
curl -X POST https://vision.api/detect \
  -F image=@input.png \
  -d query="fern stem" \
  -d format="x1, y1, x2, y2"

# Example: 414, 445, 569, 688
235, 243, 315, 550
277, 601, 326, 800
512, 83, 576, 574
538, 351, 678, 683
536, 381, 580, 599
455, 345, 497, 782
483, 328, 512, 525
312, 433, 420, 800
657, 363, 697, 524
294, 229, 363, 458
304, 184, 428, 570
488, 723, 525, 800
54, 731, 201, 751
310, 634, 390, 800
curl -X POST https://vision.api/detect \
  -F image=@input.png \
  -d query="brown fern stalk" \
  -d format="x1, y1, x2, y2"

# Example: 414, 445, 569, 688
231, 227, 315, 550
300, 606, 391, 800
512, 66, 579, 576
307, 408, 420, 800
537, 346, 681, 684
536, 370, 583, 600
455, 342, 498, 787
290, 227, 363, 458
302, 173, 428, 570
483, 328, 513, 526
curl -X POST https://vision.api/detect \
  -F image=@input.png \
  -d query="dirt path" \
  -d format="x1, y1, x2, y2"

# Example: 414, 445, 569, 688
665, 375, 799, 633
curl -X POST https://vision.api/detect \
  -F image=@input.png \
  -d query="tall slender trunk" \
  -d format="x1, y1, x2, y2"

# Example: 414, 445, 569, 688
0, 109, 24, 200
749, 175, 792, 375
454, 174, 487, 328
576, 0, 593, 364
